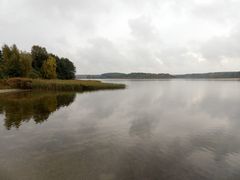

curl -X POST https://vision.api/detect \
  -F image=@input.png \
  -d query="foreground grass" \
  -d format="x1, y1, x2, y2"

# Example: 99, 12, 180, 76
0, 80, 11, 89
3, 78, 125, 91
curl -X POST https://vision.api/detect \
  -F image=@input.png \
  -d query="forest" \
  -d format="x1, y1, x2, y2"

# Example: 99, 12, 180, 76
78, 71, 240, 79
0, 44, 76, 80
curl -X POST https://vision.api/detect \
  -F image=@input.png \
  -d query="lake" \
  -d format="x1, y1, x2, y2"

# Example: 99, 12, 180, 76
0, 80, 240, 180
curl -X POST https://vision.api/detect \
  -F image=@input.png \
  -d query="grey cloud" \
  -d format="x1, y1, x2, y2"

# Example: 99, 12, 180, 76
192, 0, 240, 23
26, 0, 112, 15
200, 25, 240, 61
76, 38, 129, 73
0, 0, 240, 74
129, 16, 161, 43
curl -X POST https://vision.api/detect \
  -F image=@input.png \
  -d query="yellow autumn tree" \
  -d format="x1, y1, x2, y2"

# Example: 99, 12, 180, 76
20, 52, 32, 77
41, 56, 57, 79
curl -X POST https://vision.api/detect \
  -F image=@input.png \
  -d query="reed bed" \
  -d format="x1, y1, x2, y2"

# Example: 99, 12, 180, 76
4, 78, 125, 91
0, 79, 10, 89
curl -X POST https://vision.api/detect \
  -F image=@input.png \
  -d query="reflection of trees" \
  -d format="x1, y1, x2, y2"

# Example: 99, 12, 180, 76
0, 91, 76, 130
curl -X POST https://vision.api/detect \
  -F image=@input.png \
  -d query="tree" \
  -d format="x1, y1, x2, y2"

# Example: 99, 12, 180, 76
57, 58, 76, 79
0, 50, 2, 63
2, 44, 21, 77
2, 44, 11, 62
41, 56, 57, 79
0, 44, 76, 79
1, 45, 12, 78
31, 45, 48, 71
0, 50, 3, 78
20, 52, 32, 77
50, 53, 76, 80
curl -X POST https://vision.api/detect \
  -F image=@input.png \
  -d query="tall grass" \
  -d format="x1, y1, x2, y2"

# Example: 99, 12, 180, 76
0, 79, 10, 89
5, 78, 125, 91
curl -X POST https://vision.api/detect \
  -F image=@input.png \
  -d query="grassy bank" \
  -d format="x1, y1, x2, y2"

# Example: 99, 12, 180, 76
2, 78, 125, 91
0, 80, 11, 89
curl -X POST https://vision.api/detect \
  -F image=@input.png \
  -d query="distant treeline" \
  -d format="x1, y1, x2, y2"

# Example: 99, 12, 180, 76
77, 73, 174, 79
0, 44, 76, 79
175, 72, 240, 79
77, 71, 240, 79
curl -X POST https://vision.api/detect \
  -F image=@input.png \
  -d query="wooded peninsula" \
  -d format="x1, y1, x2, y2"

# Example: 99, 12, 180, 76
0, 44, 125, 91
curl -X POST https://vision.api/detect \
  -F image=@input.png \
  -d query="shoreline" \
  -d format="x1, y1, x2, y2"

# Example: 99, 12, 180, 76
1, 78, 126, 92
0, 89, 23, 94
80, 78, 240, 81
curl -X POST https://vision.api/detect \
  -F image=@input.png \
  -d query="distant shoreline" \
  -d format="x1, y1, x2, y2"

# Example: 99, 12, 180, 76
79, 78, 240, 82
77, 71, 240, 80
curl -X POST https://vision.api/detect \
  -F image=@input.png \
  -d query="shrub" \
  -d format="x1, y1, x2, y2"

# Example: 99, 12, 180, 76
28, 70, 41, 79
6, 78, 32, 89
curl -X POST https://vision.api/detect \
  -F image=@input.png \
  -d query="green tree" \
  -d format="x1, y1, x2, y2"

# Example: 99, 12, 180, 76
41, 56, 57, 79
0, 50, 2, 63
31, 45, 48, 71
20, 52, 32, 77
50, 53, 76, 79
0, 50, 3, 78
57, 58, 76, 79
2, 45, 11, 62
1, 45, 11, 78
1, 44, 76, 79
2, 44, 21, 77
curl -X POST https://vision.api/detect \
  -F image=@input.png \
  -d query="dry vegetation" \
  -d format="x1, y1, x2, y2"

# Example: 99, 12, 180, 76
3, 78, 125, 91
0, 79, 10, 89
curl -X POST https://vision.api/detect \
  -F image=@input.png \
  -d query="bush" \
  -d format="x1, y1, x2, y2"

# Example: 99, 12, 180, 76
6, 78, 32, 89
28, 70, 41, 79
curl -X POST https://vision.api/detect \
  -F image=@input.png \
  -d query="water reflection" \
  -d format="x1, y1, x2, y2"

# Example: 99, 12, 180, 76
0, 80, 240, 180
0, 91, 76, 130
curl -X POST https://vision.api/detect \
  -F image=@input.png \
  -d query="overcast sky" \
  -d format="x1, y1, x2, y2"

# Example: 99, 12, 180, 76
1, 0, 240, 74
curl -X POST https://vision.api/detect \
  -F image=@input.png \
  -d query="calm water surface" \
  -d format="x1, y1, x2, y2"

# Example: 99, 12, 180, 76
0, 80, 240, 180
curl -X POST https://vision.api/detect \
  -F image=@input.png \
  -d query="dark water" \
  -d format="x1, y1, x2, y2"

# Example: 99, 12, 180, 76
0, 80, 240, 180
